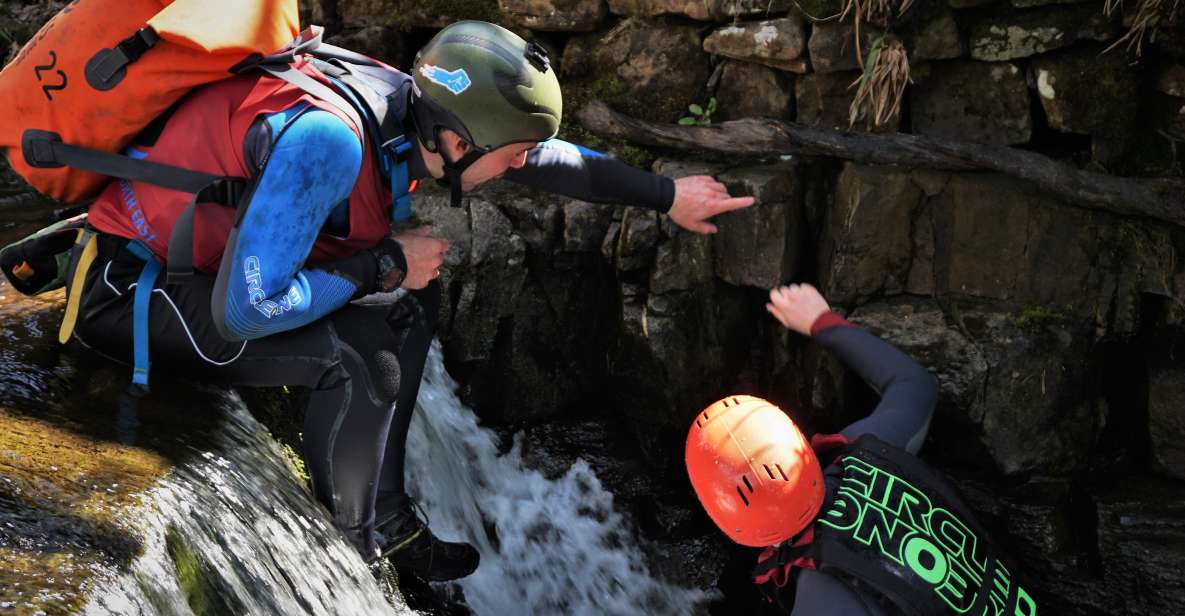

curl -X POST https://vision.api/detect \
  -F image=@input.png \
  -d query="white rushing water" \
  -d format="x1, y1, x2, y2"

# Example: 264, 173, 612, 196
84, 395, 410, 616
405, 341, 710, 616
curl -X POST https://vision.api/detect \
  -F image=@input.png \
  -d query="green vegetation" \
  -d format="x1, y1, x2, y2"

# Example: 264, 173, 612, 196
679, 97, 717, 127
1014, 305, 1074, 332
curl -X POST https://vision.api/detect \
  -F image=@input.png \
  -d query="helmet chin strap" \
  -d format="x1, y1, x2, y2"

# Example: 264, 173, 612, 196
438, 144, 486, 208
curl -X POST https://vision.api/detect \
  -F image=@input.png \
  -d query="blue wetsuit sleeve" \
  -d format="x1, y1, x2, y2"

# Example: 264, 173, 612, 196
815, 324, 938, 454
502, 139, 675, 213
212, 108, 366, 341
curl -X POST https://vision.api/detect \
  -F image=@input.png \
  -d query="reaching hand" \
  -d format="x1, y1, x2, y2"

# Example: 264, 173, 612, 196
667, 175, 755, 234
767, 283, 831, 336
395, 226, 449, 290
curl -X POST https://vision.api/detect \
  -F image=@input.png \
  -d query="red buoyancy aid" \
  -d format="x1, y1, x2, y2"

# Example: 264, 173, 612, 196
86, 58, 392, 273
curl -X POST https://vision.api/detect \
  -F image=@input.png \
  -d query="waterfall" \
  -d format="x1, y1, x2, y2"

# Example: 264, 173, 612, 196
81, 394, 411, 616
405, 341, 711, 616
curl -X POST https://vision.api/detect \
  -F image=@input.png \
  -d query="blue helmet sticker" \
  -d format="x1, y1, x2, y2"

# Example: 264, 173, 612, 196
418, 64, 471, 95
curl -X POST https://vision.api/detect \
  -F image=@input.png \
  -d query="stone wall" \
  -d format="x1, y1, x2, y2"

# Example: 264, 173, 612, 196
2, 0, 1184, 612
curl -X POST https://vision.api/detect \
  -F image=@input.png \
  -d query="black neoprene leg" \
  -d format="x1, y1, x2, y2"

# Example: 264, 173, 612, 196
375, 280, 441, 508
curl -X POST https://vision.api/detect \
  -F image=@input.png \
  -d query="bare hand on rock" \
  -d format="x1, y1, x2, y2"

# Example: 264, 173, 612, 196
668, 175, 755, 234
395, 226, 449, 290
767, 283, 830, 336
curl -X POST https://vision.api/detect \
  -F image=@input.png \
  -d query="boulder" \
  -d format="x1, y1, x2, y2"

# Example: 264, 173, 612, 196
562, 18, 712, 123
1030, 46, 1140, 167
911, 61, 1032, 145
1149, 366, 1185, 480
818, 164, 921, 305
703, 18, 809, 73
712, 61, 794, 122
500, 0, 607, 31
819, 165, 1181, 336
713, 163, 803, 289
844, 300, 1101, 476
969, 4, 1115, 61
606, 0, 791, 21
606, 207, 662, 271
910, 8, 965, 62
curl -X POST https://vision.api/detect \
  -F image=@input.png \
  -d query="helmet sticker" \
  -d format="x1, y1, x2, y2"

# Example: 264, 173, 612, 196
418, 64, 471, 95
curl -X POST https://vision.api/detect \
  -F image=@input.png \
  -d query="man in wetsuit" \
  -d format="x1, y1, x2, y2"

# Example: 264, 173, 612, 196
70, 21, 754, 581
688, 284, 1039, 615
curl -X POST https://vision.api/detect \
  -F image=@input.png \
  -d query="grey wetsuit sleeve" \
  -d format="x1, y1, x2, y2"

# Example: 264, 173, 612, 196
815, 325, 938, 455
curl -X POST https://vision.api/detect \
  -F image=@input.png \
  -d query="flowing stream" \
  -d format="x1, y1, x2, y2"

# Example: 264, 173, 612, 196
1, 282, 709, 614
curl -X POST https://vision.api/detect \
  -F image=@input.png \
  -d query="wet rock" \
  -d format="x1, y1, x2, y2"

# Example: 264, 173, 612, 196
500, 0, 608, 31
651, 232, 714, 295
562, 18, 712, 123
911, 61, 1032, 145
325, 26, 409, 68
0, 285, 412, 614
969, 4, 1115, 61
606, 0, 791, 21
796, 71, 900, 132
713, 163, 803, 289
1149, 366, 1185, 480
563, 201, 615, 252
818, 164, 921, 305
1159, 64, 1185, 97
952, 475, 1106, 615
1095, 478, 1185, 614
498, 193, 563, 253
608, 207, 661, 271
905, 171, 1177, 336
703, 18, 809, 73
712, 61, 795, 122
1031, 46, 1139, 167
846, 300, 1101, 476
445, 197, 528, 363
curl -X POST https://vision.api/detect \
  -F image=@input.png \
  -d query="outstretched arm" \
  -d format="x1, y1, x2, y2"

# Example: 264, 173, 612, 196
504, 139, 753, 234
768, 284, 937, 454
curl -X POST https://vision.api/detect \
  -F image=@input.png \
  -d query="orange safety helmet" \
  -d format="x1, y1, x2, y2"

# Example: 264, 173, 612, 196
685, 395, 825, 547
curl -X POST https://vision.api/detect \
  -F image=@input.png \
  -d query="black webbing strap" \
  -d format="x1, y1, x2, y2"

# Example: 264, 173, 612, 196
85, 27, 161, 91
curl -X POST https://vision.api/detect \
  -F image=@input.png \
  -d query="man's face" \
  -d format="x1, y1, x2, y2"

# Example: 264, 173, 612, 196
456, 141, 536, 191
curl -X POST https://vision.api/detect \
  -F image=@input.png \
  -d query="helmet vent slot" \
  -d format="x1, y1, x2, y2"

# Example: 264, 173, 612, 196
775, 463, 789, 481
695, 418, 703, 428
763, 464, 775, 480
736, 485, 750, 506
730, 397, 740, 405
703, 411, 711, 420
742, 475, 754, 493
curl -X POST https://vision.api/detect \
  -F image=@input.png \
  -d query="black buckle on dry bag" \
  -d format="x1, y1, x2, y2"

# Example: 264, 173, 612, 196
22, 129, 65, 168
86, 27, 160, 91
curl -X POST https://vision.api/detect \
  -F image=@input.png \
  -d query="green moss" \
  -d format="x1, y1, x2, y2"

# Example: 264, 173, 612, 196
560, 73, 661, 169
1014, 305, 1073, 332
166, 527, 243, 616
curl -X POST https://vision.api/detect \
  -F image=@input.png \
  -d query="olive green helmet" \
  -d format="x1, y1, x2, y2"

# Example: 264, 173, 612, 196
410, 21, 562, 154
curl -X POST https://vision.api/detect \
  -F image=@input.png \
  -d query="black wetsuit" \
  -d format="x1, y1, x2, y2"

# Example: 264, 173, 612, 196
792, 317, 939, 615
70, 105, 674, 556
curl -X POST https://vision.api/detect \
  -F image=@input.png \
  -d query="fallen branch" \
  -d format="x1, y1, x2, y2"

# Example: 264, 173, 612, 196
577, 100, 1185, 229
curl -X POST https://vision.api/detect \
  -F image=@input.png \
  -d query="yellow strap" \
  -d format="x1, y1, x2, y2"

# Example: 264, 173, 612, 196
59, 231, 98, 345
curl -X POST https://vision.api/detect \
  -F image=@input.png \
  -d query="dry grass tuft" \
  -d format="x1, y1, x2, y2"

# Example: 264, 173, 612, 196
1104, 0, 1182, 56
849, 36, 911, 129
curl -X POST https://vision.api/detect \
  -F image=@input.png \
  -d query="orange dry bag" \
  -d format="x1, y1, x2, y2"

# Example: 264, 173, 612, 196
0, 0, 299, 202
